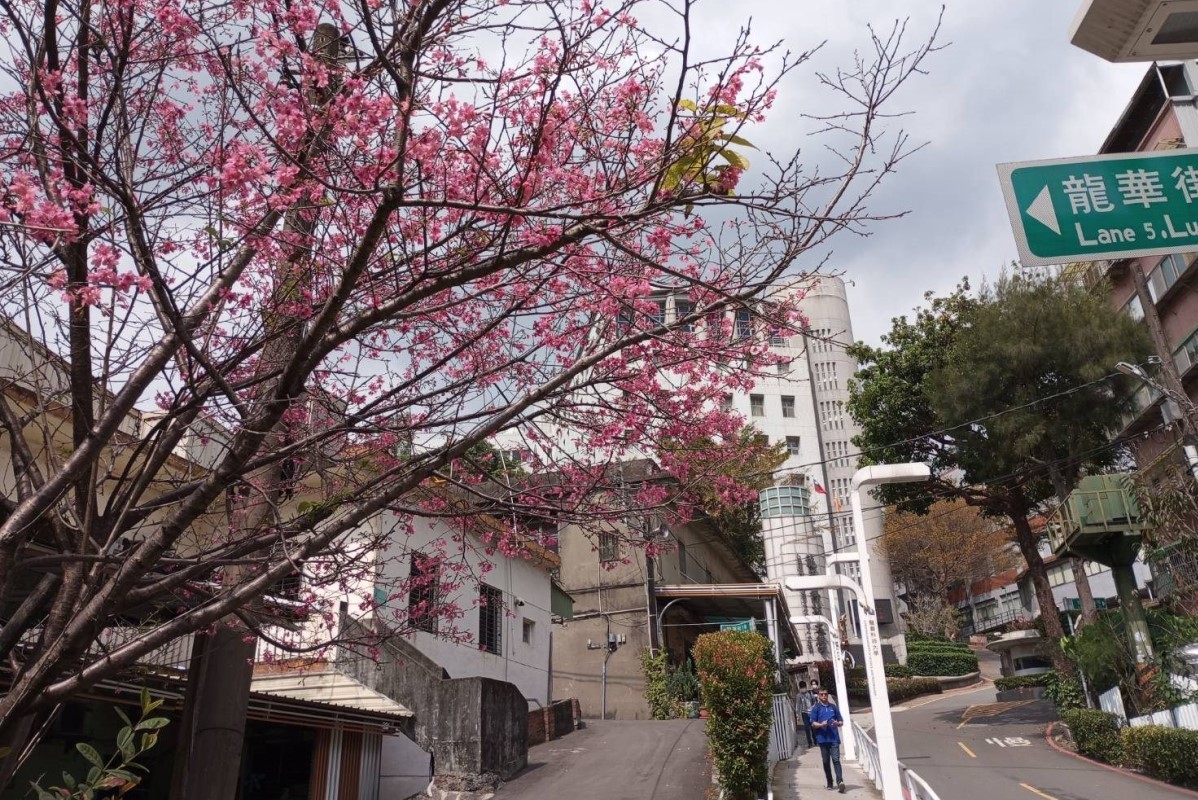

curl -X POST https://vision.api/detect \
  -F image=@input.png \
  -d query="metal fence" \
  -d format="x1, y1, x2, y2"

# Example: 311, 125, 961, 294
852, 721, 942, 800
769, 693, 798, 768
1099, 683, 1198, 730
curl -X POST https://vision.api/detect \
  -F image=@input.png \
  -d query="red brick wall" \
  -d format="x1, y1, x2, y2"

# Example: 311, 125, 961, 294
528, 699, 578, 746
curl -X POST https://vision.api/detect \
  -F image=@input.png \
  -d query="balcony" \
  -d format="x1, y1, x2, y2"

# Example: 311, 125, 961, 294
1048, 474, 1147, 566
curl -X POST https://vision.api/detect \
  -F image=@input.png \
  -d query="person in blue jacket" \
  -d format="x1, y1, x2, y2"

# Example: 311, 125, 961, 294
809, 687, 846, 793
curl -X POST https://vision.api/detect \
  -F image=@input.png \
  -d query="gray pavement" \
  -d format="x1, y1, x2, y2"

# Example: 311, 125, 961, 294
893, 683, 1194, 800
773, 742, 882, 799
492, 719, 710, 800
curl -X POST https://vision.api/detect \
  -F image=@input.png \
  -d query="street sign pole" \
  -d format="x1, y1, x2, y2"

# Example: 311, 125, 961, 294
998, 148, 1198, 266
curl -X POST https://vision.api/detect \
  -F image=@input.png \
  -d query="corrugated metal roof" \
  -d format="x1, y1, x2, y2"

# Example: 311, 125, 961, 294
251, 668, 412, 718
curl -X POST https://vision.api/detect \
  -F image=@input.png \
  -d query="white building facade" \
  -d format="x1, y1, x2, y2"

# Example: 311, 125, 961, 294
750, 277, 905, 661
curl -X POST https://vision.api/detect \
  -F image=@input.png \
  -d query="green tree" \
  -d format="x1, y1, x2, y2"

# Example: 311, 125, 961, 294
848, 274, 1151, 664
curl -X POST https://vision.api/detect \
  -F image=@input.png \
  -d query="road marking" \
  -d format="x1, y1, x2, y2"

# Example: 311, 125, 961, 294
957, 741, 976, 758
957, 700, 1034, 729
1019, 783, 1059, 800
985, 736, 1032, 747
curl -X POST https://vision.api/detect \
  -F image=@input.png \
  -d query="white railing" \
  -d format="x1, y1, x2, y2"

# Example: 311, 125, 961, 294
769, 693, 798, 767
852, 721, 942, 800
1099, 681, 1198, 731
1098, 685, 1126, 719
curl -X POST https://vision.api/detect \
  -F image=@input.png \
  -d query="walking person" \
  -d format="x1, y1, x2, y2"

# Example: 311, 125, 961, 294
809, 687, 846, 793
796, 681, 816, 748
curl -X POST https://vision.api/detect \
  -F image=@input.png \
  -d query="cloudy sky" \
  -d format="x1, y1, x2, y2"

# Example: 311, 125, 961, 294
688, 0, 1149, 345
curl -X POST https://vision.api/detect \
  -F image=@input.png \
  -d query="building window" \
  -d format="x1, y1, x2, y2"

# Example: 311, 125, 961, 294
777, 360, 791, 376
675, 298, 694, 332
750, 394, 765, 417
266, 544, 304, 602
678, 540, 688, 578
735, 309, 753, 340
649, 297, 667, 327
781, 395, 796, 418
785, 436, 801, 456
599, 531, 620, 562
720, 393, 733, 413
479, 583, 504, 654
523, 618, 535, 645
408, 552, 439, 633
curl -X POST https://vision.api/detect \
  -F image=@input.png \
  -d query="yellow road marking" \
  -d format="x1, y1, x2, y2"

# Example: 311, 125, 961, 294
1020, 784, 1059, 800
957, 741, 976, 758
957, 700, 1034, 729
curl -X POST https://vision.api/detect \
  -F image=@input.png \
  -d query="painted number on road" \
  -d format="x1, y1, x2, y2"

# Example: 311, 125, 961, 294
985, 737, 1032, 747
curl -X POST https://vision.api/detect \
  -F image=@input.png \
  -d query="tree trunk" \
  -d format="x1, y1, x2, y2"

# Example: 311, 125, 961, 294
1070, 557, 1098, 627
171, 626, 256, 800
1009, 512, 1071, 672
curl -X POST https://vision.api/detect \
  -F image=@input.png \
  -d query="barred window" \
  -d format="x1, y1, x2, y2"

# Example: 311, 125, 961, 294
479, 583, 503, 655
408, 552, 438, 633
599, 531, 620, 562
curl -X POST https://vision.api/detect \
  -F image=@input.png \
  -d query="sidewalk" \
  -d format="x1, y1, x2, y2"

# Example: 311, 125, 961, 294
771, 742, 883, 799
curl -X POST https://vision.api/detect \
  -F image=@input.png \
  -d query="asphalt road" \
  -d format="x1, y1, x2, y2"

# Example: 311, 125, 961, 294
894, 684, 1194, 800
491, 719, 710, 800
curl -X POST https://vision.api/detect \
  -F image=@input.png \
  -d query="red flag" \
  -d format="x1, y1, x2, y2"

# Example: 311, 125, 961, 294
813, 481, 827, 495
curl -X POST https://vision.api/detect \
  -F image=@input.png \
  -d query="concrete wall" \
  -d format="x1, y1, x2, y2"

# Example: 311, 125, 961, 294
551, 513, 757, 719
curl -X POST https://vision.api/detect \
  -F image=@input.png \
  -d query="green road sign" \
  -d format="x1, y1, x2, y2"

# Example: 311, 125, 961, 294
997, 149, 1198, 266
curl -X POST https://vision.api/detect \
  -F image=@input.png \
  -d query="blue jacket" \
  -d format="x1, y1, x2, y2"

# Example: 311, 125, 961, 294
809, 700, 843, 745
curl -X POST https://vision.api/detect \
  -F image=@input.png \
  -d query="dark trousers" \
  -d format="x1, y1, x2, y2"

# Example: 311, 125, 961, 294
800, 712, 814, 746
819, 742, 843, 787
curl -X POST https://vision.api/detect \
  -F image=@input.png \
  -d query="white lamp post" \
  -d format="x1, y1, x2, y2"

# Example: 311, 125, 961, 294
850, 463, 931, 800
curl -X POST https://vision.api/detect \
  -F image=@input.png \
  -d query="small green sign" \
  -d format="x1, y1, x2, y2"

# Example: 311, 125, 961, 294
997, 149, 1198, 265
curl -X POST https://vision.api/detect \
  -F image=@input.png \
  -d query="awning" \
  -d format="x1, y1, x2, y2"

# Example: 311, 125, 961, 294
251, 667, 412, 721
551, 581, 574, 620
654, 583, 803, 657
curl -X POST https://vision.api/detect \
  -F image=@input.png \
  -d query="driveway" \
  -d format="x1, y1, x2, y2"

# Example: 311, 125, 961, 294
493, 719, 710, 800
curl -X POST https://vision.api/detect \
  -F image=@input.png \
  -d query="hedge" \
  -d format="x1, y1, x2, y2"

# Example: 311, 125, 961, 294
884, 663, 913, 679
907, 650, 979, 677
994, 673, 1054, 692
1122, 725, 1198, 788
847, 676, 941, 703
694, 631, 774, 800
907, 641, 971, 654
1061, 708, 1123, 765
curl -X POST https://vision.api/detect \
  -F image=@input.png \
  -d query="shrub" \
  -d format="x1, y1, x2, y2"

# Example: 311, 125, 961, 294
906, 631, 953, 644
1122, 725, 1198, 788
907, 640, 971, 654
885, 663, 913, 679
666, 659, 700, 703
847, 676, 941, 703
1043, 670, 1087, 711
694, 631, 774, 800
1061, 708, 1123, 764
641, 649, 682, 720
907, 650, 979, 677
994, 673, 1054, 691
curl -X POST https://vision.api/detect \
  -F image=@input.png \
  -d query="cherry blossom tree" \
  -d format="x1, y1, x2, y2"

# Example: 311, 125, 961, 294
0, 0, 939, 786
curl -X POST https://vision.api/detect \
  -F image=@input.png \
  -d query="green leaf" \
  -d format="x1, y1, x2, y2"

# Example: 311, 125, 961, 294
76, 742, 105, 769
676, 99, 698, 112
28, 783, 56, 800
139, 687, 151, 714
718, 150, 750, 170
134, 717, 170, 731
139, 732, 159, 753
62, 771, 77, 789
719, 134, 757, 149
113, 707, 132, 728
117, 727, 135, 761
86, 766, 101, 785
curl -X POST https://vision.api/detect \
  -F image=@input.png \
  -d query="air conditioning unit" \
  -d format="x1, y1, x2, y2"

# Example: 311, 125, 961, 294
1073, 0, 1198, 63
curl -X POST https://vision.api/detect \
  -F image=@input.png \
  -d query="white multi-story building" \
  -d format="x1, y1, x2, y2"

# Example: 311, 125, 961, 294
747, 276, 905, 662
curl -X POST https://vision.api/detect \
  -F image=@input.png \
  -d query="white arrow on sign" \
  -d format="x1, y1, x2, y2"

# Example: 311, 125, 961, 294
1025, 185, 1060, 235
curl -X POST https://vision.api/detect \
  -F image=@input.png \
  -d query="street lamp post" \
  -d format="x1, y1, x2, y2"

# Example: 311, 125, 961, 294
1116, 361, 1198, 483
850, 463, 931, 800
790, 613, 856, 761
